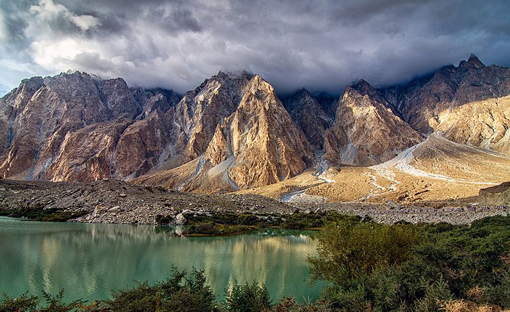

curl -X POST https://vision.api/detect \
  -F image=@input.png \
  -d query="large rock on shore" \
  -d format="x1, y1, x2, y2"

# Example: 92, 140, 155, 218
479, 182, 510, 206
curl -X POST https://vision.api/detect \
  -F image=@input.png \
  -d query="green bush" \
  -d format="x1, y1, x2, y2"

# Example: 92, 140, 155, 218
308, 221, 422, 284
273, 297, 331, 312
224, 281, 272, 312
308, 216, 510, 311
104, 268, 218, 312
0, 292, 39, 312
0, 290, 85, 312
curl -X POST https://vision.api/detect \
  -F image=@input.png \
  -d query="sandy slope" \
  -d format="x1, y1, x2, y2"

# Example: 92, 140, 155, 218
240, 134, 510, 204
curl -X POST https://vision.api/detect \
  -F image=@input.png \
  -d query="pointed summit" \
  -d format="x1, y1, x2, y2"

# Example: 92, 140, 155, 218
284, 88, 333, 150
324, 86, 423, 166
468, 53, 485, 68
459, 53, 485, 69
209, 75, 313, 188
175, 71, 252, 162
352, 79, 374, 95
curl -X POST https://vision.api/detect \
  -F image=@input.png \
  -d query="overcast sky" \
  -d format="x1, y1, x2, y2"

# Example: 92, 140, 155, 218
1, 0, 510, 96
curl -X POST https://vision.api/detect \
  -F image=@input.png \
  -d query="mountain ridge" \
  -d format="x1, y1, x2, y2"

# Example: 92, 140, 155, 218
2, 55, 510, 200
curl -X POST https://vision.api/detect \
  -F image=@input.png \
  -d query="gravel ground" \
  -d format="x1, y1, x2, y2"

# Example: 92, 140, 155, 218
0, 178, 507, 225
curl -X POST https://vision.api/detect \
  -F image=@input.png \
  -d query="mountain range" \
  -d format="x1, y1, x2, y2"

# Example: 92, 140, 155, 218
2, 55, 510, 203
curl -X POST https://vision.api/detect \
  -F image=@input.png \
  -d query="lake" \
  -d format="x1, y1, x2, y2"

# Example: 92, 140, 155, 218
0, 217, 322, 303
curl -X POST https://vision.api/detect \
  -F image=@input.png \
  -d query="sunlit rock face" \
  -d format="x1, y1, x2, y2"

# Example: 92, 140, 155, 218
3, 54, 510, 191
140, 75, 314, 192
174, 71, 253, 163
324, 81, 423, 166
380, 54, 510, 154
0, 70, 312, 191
323, 54, 510, 167
213, 75, 314, 189
0, 71, 180, 181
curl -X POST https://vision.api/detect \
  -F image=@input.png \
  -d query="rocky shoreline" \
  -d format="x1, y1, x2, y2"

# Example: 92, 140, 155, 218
0, 179, 508, 226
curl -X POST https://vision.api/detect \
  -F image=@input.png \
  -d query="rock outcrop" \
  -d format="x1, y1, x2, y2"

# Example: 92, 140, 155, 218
218, 76, 314, 188
174, 71, 253, 162
284, 89, 334, 150
324, 81, 423, 166
479, 182, 510, 206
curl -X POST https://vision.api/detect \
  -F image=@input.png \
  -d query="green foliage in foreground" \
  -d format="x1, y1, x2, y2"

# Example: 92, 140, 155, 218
309, 221, 422, 283
224, 281, 272, 312
2, 215, 510, 312
104, 268, 218, 312
0, 290, 85, 312
308, 215, 510, 312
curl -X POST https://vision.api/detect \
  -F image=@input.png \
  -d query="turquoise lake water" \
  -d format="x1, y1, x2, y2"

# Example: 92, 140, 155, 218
0, 217, 322, 303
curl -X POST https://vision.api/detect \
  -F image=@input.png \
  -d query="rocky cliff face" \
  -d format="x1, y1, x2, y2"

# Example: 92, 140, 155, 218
284, 89, 334, 150
0, 70, 314, 191
328, 54, 510, 162
380, 54, 510, 154
0, 71, 180, 181
140, 75, 314, 192
3, 55, 510, 193
479, 182, 510, 207
218, 76, 313, 188
324, 81, 423, 166
174, 71, 253, 163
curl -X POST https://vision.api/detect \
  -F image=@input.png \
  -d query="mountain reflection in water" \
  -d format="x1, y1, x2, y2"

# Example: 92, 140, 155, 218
0, 217, 321, 302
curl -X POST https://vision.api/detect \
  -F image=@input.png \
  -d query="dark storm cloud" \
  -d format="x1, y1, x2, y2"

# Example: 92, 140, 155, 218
0, 0, 33, 47
1, 0, 510, 96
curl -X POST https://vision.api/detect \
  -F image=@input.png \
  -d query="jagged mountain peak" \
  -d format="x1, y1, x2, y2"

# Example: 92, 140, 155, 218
342, 85, 376, 106
239, 75, 278, 108
284, 88, 315, 109
284, 88, 334, 150
217, 75, 313, 188
459, 53, 485, 70
175, 70, 254, 162
143, 75, 314, 192
246, 74, 272, 91
61, 70, 102, 81
215, 70, 254, 81
0, 71, 181, 181
352, 79, 374, 95
325, 83, 423, 166
294, 88, 313, 97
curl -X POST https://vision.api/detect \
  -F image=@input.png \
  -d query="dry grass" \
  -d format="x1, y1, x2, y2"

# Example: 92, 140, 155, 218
441, 300, 510, 312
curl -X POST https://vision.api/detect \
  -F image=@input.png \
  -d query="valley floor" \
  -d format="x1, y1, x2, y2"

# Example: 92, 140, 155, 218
0, 177, 508, 227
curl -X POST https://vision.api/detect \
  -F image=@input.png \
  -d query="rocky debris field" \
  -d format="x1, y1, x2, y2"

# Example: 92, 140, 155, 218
0, 179, 293, 225
320, 202, 509, 225
0, 178, 508, 225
